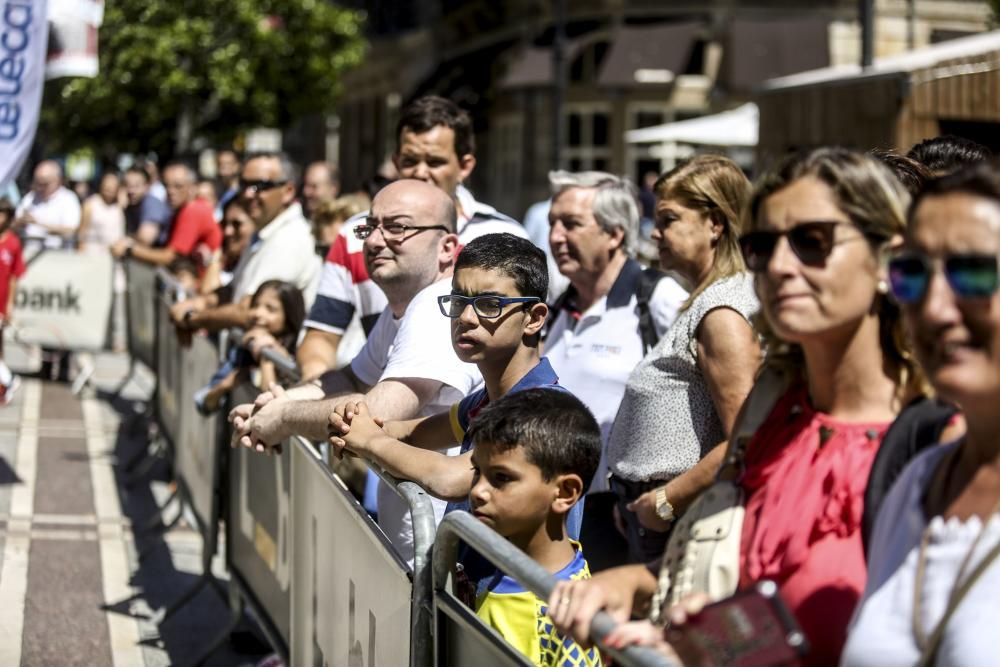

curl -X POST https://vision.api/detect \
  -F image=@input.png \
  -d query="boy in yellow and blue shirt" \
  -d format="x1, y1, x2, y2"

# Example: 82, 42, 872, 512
466, 388, 603, 667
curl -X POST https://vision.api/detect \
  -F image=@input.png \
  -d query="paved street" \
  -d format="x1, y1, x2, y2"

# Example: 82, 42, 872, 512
0, 344, 268, 666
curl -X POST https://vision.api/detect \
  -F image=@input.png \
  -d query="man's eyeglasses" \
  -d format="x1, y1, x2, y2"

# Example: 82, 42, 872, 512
354, 219, 450, 241
888, 253, 999, 304
739, 221, 875, 273
437, 294, 540, 319
239, 179, 288, 195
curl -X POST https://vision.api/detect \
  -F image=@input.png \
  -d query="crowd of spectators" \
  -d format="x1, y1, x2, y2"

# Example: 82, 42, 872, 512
4, 93, 1000, 667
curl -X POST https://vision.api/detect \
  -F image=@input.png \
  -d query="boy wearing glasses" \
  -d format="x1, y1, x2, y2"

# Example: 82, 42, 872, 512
329, 233, 586, 537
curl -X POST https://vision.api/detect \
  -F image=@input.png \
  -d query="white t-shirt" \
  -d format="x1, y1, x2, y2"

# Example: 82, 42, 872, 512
230, 202, 321, 307
16, 187, 82, 249
350, 277, 483, 564
544, 259, 687, 492
842, 441, 1000, 667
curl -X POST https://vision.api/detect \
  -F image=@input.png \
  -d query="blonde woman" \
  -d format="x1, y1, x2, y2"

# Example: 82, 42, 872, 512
551, 148, 923, 667
311, 193, 370, 257
607, 155, 761, 563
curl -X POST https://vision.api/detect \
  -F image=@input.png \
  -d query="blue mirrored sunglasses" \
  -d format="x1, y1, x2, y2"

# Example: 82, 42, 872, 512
888, 253, 999, 304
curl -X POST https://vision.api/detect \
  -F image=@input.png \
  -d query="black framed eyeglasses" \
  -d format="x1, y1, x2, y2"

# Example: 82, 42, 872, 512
239, 179, 288, 195
739, 221, 875, 273
888, 252, 999, 304
437, 294, 540, 319
354, 219, 450, 241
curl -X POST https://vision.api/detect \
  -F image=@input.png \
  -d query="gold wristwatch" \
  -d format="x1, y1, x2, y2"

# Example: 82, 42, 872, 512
654, 486, 675, 522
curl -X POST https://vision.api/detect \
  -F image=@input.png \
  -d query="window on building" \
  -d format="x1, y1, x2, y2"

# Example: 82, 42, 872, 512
562, 104, 612, 171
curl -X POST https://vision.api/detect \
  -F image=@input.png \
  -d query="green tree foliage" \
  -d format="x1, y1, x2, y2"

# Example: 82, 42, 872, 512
42, 0, 366, 159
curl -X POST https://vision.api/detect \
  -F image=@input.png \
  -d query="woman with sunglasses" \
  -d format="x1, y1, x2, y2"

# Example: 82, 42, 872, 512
842, 162, 1000, 666
549, 148, 923, 666
605, 155, 761, 564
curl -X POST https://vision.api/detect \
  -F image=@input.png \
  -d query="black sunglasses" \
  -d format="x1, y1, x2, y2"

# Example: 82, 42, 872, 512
888, 253, 999, 304
739, 221, 875, 272
239, 179, 288, 195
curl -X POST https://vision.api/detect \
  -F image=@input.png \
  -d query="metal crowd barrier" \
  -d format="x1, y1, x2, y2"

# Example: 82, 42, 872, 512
433, 511, 677, 667
123, 259, 157, 372
120, 267, 673, 667
226, 335, 437, 666
148, 272, 228, 629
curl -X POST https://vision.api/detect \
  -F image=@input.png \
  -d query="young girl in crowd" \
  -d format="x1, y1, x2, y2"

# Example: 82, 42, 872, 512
194, 280, 305, 414
548, 148, 925, 666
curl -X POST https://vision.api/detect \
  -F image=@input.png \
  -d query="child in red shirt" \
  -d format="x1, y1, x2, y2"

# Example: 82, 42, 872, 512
0, 198, 26, 404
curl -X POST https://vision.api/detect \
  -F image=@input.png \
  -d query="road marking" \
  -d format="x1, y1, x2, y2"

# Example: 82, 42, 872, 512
0, 513, 132, 527
82, 397, 145, 667
0, 379, 40, 666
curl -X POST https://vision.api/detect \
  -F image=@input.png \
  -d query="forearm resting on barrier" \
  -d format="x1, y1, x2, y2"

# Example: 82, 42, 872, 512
332, 407, 471, 501
294, 395, 379, 443
380, 411, 458, 451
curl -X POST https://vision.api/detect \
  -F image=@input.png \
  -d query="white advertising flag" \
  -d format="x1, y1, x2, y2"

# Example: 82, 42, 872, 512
0, 0, 49, 187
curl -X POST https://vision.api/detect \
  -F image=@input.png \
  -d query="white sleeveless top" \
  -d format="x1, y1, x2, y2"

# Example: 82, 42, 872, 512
841, 441, 1000, 667
81, 194, 125, 249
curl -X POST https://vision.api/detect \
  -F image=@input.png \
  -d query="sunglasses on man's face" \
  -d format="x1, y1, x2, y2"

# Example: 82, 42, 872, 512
888, 253, 1000, 304
739, 221, 871, 272
239, 179, 288, 195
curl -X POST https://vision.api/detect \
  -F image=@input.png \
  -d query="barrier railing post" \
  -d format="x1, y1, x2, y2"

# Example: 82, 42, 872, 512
433, 511, 676, 667
369, 468, 437, 667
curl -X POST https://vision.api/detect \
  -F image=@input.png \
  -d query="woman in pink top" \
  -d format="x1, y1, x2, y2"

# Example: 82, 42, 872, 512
547, 148, 925, 666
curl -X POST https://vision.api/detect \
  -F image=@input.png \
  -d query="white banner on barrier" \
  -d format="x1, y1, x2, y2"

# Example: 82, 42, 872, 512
14, 249, 113, 350
291, 442, 411, 667
0, 0, 50, 186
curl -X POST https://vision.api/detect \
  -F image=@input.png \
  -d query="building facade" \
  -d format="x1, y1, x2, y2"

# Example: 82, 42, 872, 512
334, 0, 991, 217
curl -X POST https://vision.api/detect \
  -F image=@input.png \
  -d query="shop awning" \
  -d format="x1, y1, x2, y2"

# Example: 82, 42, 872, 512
625, 103, 759, 147
597, 22, 702, 87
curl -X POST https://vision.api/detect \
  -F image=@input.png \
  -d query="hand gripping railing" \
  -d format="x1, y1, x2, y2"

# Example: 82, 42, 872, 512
433, 511, 677, 667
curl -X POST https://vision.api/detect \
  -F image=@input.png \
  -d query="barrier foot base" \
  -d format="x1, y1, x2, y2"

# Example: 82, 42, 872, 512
188, 599, 243, 666
151, 572, 211, 626
124, 439, 166, 485
71, 358, 96, 396
135, 490, 182, 536
110, 358, 136, 399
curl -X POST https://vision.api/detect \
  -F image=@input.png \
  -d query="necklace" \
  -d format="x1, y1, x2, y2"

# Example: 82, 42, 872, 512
911, 493, 1000, 652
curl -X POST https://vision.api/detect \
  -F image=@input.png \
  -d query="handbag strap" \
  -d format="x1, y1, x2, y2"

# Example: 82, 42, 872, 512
718, 367, 788, 478
917, 536, 1000, 667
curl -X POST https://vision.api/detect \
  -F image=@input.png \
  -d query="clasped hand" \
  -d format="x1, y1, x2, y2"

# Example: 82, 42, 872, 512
327, 401, 385, 460
228, 383, 289, 455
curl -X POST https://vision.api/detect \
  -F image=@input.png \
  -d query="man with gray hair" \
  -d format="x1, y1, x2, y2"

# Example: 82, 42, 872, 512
542, 170, 686, 552
169, 152, 320, 333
